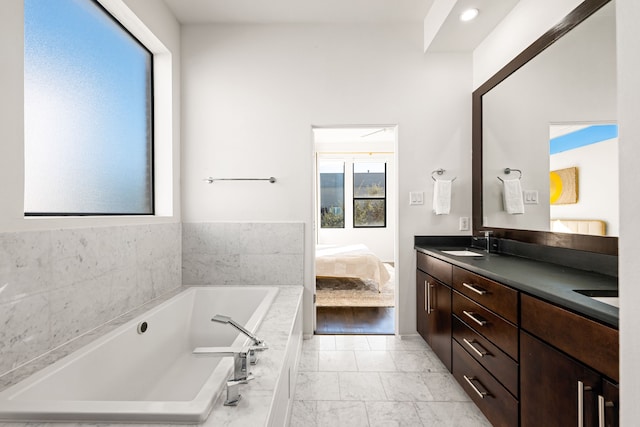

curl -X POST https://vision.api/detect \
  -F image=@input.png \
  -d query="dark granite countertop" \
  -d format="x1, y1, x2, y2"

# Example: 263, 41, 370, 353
415, 239, 618, 329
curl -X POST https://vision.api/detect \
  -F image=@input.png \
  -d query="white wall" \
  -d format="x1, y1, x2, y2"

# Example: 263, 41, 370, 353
473, 0, 583, 90
617, 0, 640, 423
0, 0, 181, 232
550, 138, 619, 236
181, 23, 472, 335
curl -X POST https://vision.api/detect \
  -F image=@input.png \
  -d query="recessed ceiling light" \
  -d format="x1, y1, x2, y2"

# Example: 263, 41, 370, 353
460, 8, 479, 22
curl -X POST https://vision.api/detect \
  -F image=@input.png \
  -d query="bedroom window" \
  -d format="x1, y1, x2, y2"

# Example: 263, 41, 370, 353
23, 0, 154, 215
353, 162, 386, 228
319, 161, 345, 228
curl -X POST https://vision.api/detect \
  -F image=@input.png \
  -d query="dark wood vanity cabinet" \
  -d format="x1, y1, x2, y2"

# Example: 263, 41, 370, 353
520, 294, 619, 427
450, 266, 519, 427
521, 331, 601, 427
416, 253, 452, 371
602, 380, 619, 427
415, 250, 619, 427
452, 339, 518, 427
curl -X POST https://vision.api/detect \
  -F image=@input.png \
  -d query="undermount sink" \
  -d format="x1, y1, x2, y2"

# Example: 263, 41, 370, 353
574, 289, 619, 308
441, 250, 484, 257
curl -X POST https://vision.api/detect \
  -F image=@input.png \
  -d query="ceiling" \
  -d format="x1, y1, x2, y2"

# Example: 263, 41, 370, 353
426, 0, 521, 52
162, 0, 434, 24
162, 0, 520, 52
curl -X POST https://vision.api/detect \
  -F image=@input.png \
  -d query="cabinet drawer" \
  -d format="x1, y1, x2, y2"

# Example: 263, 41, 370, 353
417, 252, 452, 284
452, 316, 518, 397
521, 293, 618, 382
453, 266, 518, 324
453, 291, 518, 360
452, 340, 519, 427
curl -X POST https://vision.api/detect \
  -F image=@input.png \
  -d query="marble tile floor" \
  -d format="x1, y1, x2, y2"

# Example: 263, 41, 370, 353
290, 335, 492, 427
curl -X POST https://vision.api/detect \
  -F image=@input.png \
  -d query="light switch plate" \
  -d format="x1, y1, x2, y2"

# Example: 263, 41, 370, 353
524, 190, 539, 204
409, 191, 424, 205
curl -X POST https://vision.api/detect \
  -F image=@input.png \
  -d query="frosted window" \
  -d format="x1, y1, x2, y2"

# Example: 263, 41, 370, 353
24, 0, 153, 215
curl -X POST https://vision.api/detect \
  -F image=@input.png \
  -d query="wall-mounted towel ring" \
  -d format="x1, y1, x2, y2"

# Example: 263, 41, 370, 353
497, 168, 522, 182
431, 168, 457, 182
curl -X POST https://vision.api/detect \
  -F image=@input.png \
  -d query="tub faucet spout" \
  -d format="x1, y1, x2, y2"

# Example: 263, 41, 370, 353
211, 314, 268, 365
192, 345, 258, 406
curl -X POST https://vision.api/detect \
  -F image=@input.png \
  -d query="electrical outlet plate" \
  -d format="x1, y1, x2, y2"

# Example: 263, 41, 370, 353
459, 217, 470, 231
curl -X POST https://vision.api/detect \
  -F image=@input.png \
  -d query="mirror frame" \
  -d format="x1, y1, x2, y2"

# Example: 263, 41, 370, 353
472, 0, 618, 255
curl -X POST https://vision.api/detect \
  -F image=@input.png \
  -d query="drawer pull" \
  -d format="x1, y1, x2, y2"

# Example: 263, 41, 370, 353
597, 394, 614, 427
427, 282, 434, 314
463, 310, 487, 327
463, 338, 489, 357
425, 281, 435, 314
463, 375, 491, 399
462, 282, 487, 295
598, 395, 605, 427
578, 381, 593, 427
424, 281, 428, 312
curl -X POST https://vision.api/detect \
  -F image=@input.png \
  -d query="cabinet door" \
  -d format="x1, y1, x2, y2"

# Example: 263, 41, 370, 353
429, 279, 452, 371
521, 331, 601, 427
416, 270, 451, 371
416, 270, 429, 341
600, 379, 618, 427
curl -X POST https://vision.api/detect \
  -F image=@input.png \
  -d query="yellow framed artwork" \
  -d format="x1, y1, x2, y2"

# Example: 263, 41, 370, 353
550, 167, 578, 204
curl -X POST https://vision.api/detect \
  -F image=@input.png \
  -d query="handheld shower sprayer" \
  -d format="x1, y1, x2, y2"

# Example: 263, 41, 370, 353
211, 314, 267, 348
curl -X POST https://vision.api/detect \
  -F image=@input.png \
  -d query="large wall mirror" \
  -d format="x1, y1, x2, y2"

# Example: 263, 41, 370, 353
472, 0, 618, 255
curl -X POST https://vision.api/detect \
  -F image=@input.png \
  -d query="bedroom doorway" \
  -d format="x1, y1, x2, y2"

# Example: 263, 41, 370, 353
312, 126, 397, 335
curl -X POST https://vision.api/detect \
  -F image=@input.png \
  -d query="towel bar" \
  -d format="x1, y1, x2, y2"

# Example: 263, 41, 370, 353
204, 177, 277, 184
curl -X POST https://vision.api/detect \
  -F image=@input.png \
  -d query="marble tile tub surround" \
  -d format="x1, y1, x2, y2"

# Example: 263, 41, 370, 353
182, 222, 305, 286
0, 285, 304, 427
0, 223, 181, 377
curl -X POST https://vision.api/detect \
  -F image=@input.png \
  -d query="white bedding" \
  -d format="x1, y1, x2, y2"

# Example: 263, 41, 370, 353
315, 244, 390, 291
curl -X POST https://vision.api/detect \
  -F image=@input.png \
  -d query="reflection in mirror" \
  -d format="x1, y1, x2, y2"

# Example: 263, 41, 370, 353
481, 1, 617, 236
549, 123, 618, 236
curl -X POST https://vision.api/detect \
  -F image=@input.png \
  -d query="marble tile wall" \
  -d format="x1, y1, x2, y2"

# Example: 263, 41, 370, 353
182, 222, 304, 286
0, 223, 182, 377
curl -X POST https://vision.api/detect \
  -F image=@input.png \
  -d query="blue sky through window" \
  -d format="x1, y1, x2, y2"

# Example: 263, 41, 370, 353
24, 0, 152, 214
549, 124, 618, 155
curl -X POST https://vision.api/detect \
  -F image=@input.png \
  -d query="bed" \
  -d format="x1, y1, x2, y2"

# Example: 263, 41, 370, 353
315, 244, 390, 292
550, 219, 606, 236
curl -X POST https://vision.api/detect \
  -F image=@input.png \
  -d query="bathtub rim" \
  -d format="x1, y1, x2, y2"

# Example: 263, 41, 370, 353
0, 285, 280, 423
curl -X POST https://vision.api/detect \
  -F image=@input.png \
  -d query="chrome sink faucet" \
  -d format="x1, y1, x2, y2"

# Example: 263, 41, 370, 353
484, 230, 493, 253
211, 314, 268, 364
193, 345, 261, 406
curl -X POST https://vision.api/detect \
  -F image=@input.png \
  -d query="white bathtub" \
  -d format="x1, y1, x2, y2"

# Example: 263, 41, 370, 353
0, 286, 279, 423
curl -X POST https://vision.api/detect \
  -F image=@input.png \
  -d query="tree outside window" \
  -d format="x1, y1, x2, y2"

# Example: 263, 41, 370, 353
353, 162, 386, 227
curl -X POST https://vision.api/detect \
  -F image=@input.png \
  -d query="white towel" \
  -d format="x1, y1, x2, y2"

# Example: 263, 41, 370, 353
502, 178, 524, 214
432, 179, 452, 215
